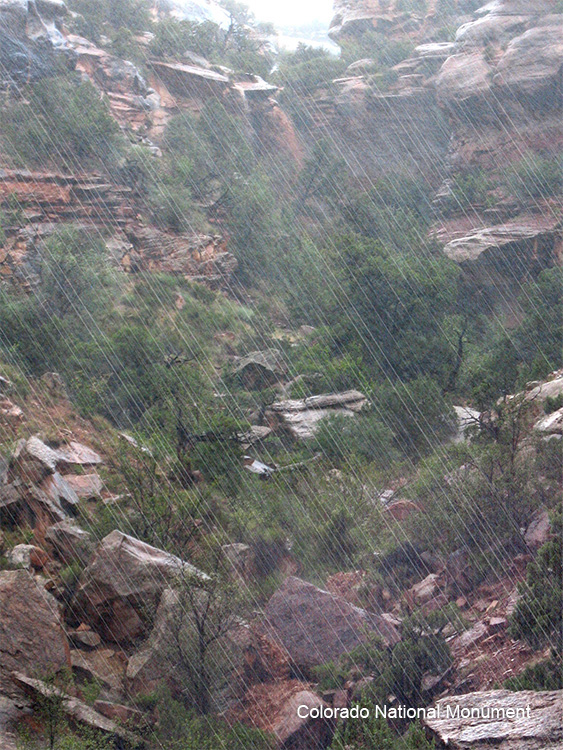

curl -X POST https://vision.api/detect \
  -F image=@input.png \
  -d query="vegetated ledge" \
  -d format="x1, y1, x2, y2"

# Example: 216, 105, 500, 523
12, 672, 145, 749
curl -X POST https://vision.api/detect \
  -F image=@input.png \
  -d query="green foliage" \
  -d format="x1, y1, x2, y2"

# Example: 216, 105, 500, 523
339, 31, 414, 70
68, 0, 151, 40
504, 655, 563, 691
332, 233, 460, 386
545, 393, 563, 414
465, 268, 563, 406
448, 169, 493, 211
508, 155, 563, 199
150, 19, 223, 60
274, 45, 347, 94
509, 509, 562, 650
330, 702, 396, 750
406, 398, 543, 570
152, 688, 273, 749
374, 379, 456, 456
315, 413, 398, 467
0, 76, 122, 171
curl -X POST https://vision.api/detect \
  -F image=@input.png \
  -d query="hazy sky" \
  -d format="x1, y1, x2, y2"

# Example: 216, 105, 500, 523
245, 0, 334, 27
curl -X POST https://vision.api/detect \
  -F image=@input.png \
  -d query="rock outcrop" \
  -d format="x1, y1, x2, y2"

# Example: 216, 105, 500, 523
435, 2, 563, 172
73, 530, 205, 643
269, 390, 368, 440
0, 0, 75, 90
261, 576, 400, 671
424, 689, 563, 749
0, 570, 69, 694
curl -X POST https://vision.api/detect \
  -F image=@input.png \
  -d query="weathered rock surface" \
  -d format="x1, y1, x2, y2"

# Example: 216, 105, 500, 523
73, 530, 205, 643
269, 390, 368, 440
261, 576, 400, 671
71, 649, 125, 698
535, 408, 563, 436
45, 520, 95, 565
442, 219, 562, 264
424, 689, 563, 749
524, 507, 552, 551
63, 473, 103, 500
0, 570, 69, 693
0, 0, 75, 89
435, 1, 563, 174
273, 690, 333, 749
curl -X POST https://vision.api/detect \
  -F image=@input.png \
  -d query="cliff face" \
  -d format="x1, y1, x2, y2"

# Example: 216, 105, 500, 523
0, 0, 75, 89
435, 1, 563, 172
325, 0, 562, 305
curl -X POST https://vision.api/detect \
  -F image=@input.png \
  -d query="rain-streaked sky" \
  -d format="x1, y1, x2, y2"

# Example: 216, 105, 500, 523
246, 0, 334, 26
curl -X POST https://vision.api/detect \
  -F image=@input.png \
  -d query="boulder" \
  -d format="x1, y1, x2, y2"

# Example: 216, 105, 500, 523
222, 542, 255, 579
63, 473, 103, 499
45, 520, 95, 565
70, 649, 125, 697
10, 436, 58, 484
270, 391, 368, 440
126, 586, 244, 698
424, 689, 563, 749
126, 587, 180, 694
534, 408, 563, 436
442, 220, 562, 264
69, 629, 101, 650
261, 576, 400, 671
524, 507, 551, 551
234, 349, 286, 389
39, 471, 80, 514
54, 441, 102, 469
451, 621, 489, 657
409, 573, 443, 606
273, 690, 333, 749
0, 570, 69, 693
73, 530, 205, 643
6, 543, 49, 570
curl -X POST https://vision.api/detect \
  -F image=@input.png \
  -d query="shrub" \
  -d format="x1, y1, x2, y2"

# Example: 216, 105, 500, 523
0, 76, 122, 171
508, 155, 563, 199
509, 509, 562, 650
504, 656, 563, 692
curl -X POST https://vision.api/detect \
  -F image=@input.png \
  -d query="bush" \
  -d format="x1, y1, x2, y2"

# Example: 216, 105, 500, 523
315, 413, 398, 467
0, 76, 122, 171
150, 19, 223, 60
509, 509, 562, 650
508, 155, 563, 199
68, 0, 151, 41
504, 656, 563, 692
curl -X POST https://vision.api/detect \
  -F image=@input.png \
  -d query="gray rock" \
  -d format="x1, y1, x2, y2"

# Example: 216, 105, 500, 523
0, 0, 76, 89
261, 576, 400, 671
0, 570, 69, 694
524, 507, 551, 551
45, 520, 94, 565
273, 690, 333, 749
73, 530, 205, 643
424, 689, 563, 749
270, 391, 368, 440
12, 672, 144, 747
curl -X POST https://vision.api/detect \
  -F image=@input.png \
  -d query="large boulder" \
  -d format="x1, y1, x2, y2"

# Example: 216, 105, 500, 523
424, 689, 563, 749
269, 391, 368, 440
273, 690, 333, 749
73, 530, 205, 643
45, 520, 95, 565
260, 576, 400, 672
0, 570, 69, 693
